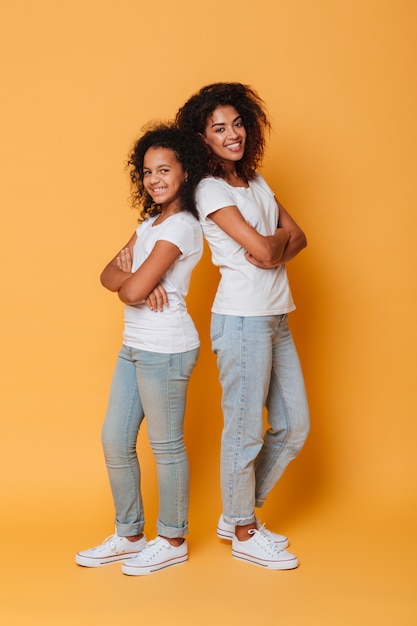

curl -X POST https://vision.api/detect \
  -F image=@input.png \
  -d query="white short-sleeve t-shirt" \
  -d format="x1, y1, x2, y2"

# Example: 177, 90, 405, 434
123, 211, 203, 353
196, 174, 295, 316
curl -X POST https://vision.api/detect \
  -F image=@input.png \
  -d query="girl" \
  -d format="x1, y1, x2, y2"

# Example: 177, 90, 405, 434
76, 124, 205, 576
175, 83, 310, 570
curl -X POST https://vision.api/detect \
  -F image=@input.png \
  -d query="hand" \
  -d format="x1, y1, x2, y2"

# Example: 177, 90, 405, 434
244, 251, 282, 269
116, 247, 133, 273
145, 283, 169, 312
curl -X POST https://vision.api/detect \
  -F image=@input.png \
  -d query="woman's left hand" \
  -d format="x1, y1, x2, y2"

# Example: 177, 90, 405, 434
145, 283, 169, 312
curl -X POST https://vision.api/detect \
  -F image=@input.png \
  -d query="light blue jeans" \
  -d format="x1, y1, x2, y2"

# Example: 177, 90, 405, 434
101, 344, 199, 539
211, 313, 310, 526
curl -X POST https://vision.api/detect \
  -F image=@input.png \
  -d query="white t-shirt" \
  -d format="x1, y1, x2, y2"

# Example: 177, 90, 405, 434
123, 211, 203, 353
196, 174, 295, 316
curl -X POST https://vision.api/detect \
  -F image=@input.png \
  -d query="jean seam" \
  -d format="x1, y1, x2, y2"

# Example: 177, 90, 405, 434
255, 369, 291, 500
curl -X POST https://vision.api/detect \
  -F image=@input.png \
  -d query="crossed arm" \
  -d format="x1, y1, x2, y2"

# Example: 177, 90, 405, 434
100, 231, 180, 307
143, 199, 306, 309
244, 200, 307, 268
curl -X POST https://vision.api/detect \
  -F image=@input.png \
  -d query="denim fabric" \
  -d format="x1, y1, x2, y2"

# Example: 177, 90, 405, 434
101, 344, 199, 539
211, 313, 309, 526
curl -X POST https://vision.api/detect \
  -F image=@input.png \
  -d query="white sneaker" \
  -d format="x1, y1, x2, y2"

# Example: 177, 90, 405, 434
217, 514, 289, 548
121, 536, 188, 576
232, 528, 298, 570
76, 533, 146, 567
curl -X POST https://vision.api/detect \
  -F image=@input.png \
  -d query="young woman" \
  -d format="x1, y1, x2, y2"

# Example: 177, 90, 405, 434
75, 124, 205, 576
175, 83, 310, 570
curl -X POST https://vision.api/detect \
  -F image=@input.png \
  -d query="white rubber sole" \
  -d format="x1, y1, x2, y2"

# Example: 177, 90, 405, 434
232, 548, 298, 570
121, 554, 188, 576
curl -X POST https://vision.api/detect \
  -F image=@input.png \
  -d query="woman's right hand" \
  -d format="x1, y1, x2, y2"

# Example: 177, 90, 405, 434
116, 247, 133, 273
145, 283, 169, 312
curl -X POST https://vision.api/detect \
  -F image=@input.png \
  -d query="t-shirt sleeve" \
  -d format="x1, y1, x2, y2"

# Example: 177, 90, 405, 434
254, 173, 275, 198
156, 219, 195, 256
196, 178, 236, 220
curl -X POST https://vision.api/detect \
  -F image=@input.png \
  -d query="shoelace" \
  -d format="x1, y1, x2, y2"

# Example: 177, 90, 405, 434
249, 528, 284, 556
93, 534, 123, 553
135, 537, 167, 563
257, 522, 278, 542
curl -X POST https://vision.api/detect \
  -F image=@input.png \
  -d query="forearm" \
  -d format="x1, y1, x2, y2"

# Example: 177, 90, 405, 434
116, 240, 181, 306
100, 232, 137, 292
262, 228, 291, 263
276, 202, 307, 263
100, 265, 133, 292
117, 275, 149, 305
279, 229, 307, 263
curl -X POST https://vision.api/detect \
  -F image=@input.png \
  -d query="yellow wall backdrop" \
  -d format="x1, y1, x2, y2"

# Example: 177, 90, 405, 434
1, 1, 416, 624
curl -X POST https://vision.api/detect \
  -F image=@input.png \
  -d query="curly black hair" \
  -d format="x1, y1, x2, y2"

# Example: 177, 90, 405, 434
175, 83, 271, 181
127, 122, 207, 222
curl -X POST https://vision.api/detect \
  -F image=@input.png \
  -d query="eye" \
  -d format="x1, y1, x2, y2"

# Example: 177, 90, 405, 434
215, 127, 225, 133
160, 168, 169, 174
143, 170, 151, 176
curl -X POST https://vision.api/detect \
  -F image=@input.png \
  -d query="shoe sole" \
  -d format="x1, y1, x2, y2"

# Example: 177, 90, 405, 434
121, 554, 188, 576
232, 549, 298, 570
217, 527, 289, 549
75, 552, 143, 567
216, 527, 234, 541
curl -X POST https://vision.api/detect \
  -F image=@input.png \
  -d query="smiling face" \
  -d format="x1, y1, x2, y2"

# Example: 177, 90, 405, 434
203, 105, 246, 167
142, 147, 187, 211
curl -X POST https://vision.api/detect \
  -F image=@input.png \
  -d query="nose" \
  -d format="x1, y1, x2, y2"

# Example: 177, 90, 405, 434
149, 170, 160, 184
227, 125, 239, 139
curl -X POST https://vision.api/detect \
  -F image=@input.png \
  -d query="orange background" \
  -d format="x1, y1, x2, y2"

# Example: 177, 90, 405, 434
1, 1, 416, 624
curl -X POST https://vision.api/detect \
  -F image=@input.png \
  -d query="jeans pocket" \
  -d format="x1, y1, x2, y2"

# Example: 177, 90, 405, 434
210, 314, 226, 346
178, 348, 199, 379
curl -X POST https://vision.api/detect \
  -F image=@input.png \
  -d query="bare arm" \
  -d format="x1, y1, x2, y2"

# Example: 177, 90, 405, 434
209, 205, 290, 264
276, 202, 307, 262
245, 201, 307, 268
100, 232, 138, 292
117, 240, 181, 306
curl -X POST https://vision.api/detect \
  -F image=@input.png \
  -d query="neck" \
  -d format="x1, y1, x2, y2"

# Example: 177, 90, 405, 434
153, 202, 181, 225
223, 167, 247, 188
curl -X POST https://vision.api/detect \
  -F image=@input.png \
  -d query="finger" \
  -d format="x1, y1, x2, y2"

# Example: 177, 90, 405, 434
145, 293, 157, 311
120, 248, 132, 272
152, 287, 166, 311
158, 285, 169, 307
157, 285, 169, 310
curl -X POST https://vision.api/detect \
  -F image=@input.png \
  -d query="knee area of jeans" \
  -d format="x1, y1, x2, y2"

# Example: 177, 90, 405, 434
102, 440, 137, 461
286, 433, 309, 458
294, 419, 310, 445
149, 438, 186, 454
285, 416, 310, 446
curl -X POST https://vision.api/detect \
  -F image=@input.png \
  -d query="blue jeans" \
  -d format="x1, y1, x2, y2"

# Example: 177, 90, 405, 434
101, 344, 199, 539
211, 313, 310, 526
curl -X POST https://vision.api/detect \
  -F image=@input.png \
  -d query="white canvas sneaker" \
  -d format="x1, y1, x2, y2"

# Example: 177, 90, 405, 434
121, 536, 188, 576
232, 528, 298, 570
76, 533, 147, 567
217, 514, 289, 548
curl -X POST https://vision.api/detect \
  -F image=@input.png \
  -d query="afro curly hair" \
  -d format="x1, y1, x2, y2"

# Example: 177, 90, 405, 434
127, 122, 207, 222
176, 83, 271, 181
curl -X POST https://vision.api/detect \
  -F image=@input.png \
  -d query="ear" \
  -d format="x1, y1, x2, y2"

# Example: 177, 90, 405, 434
198, 132, 208, 145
